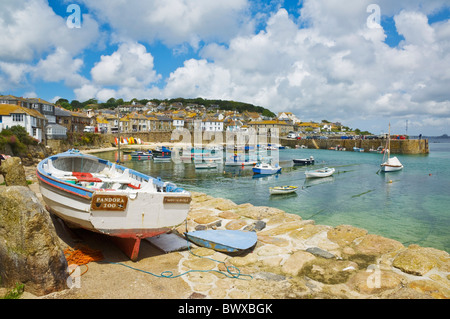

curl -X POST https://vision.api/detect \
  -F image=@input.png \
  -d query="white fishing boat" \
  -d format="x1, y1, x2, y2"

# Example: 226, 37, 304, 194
305, 167, 335, 178
269, 185, 298, 195
380, 124, 403, 172
36, 149, 191, 261
252, 162, 282, 175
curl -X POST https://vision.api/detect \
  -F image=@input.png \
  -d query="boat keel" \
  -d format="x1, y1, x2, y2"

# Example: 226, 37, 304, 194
110, 229, 169, 261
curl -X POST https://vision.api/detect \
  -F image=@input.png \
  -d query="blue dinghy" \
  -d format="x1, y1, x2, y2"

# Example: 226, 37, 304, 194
185, 230, 257, 255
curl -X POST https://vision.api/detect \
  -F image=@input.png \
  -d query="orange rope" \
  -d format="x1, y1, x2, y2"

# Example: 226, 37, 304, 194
64, 244, 104, 276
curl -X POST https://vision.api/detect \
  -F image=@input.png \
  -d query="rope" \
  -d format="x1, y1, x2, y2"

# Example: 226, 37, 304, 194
108, 238, 253, 280
64, 244, 104, 276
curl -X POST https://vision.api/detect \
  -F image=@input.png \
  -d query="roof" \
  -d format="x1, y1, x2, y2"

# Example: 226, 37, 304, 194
26, 97, 54, 105
247, 120, 292, 125
0, 104, 46, 119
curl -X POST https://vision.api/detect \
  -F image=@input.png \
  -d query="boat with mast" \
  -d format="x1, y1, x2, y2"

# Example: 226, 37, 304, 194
380, 123, 403, 172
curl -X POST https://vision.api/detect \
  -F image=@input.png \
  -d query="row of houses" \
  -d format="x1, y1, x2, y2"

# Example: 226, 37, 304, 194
0, 95, 94, 143
0, 94, 341, 144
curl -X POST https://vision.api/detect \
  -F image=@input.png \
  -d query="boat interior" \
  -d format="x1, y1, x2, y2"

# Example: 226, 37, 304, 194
42, 155, 182, 193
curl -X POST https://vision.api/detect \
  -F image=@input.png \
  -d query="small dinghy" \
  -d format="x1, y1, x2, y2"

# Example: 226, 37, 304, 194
305, 167, 335, 178
269, 185, 298, 195
185, 230, 257, 255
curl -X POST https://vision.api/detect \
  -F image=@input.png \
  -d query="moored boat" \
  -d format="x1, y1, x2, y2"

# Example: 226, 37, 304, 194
293, 156, 314, 165
380, 123, 403, 172
130, 150, 152, 159
36, 149, 191, 261
252, 162, 281, 175
305, 167, 335, 178
269, 185, 298, 195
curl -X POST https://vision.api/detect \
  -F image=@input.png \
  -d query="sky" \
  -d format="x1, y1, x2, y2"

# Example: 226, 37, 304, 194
1, 0, 449, 136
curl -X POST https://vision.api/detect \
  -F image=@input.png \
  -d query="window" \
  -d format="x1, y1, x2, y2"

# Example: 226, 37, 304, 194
12, 114, 24, 122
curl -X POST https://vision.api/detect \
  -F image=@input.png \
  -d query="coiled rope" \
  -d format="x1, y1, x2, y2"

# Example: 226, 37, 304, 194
64, 244, 104, 276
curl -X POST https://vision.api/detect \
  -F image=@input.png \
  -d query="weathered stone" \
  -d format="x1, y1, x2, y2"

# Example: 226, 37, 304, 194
327, 225, 368, 247
201, 197, 237, 211
218, 211, 240, 219
306, 247, 335, 259
182, 258, 216, 271
258, 221, 305, 236
346, 270, 404, 295
225, 219, 248, 230
281, 251, 316, 276
255, 272, 287, 282
407, 279, 450, 299
229, 253, 258, 267
256, 245, 290, 257
0, 157, 28, 186
353, 234, 404, 256
234, 205, 285, 220
301, 258, 359, 284
243, 220, 266, 232
257, 235, 289, 247
289, 224, 328, 240
0, 186, 68, 296
193, 215, 220, 225
393, 245, 450, 276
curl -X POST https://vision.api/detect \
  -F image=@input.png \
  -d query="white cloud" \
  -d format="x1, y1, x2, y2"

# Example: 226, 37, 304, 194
78, 0, 252, 48
161, 3, 450, 134
33, 48, 88, 87
91, 42, 160, 88
0, 0, 101, 62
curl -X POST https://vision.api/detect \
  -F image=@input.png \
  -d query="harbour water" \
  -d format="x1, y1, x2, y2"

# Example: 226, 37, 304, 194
95, 139, 450, 253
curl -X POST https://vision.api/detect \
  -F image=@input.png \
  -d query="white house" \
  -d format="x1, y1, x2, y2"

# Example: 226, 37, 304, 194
0, 104, 47, 142
201, 118, 224, 132
172, 117, 185, 130
277, 112, 301, 124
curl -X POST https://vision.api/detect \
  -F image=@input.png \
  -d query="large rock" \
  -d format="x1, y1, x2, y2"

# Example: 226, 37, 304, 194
393, 245, 450, 276
353, 234, 404, 257
233, 204, 286, 220
327, 225, 368, 247
0, 157, 28, 187
0, 186, 68, 296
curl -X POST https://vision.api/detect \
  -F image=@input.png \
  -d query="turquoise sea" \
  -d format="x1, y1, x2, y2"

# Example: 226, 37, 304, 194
95, 139, 450, 253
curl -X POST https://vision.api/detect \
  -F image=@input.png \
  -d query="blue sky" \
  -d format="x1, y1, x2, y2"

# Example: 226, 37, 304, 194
1, 0, 449, 135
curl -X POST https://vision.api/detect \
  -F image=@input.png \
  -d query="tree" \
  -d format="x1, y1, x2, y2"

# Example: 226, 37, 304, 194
70, 100, 82, 110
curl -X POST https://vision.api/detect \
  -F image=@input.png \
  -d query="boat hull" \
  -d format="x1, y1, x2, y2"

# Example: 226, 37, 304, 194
252, 168, 281, 175
269, 186, 298, 195
293, 159, 314, 165
185, 230, 257, 255
305, 167, 335, 178
380, 164, 403, 172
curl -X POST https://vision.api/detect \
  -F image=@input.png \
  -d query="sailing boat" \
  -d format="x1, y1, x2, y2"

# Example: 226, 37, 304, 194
380, 123, 403, 172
